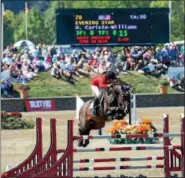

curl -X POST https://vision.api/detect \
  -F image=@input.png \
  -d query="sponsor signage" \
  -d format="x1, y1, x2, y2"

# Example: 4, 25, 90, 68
25, 99, 56, 111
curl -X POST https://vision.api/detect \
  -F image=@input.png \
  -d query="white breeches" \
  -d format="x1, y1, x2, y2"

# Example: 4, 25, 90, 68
91, 85, 101, 97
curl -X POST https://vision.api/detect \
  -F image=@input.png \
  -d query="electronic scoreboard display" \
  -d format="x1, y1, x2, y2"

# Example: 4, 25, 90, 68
56, 8, 169, 46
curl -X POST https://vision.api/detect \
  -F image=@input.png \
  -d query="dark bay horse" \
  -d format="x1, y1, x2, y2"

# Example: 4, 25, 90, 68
78, 83, 132, 147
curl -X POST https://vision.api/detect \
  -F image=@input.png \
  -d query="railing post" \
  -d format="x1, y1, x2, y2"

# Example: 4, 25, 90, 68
68, 120, 74, 178
181, 114, 185, 178
163, 114, 171, 178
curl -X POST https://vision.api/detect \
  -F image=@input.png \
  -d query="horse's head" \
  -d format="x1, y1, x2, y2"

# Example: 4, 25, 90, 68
109, 83, 131, 109
120, 83, 132, 100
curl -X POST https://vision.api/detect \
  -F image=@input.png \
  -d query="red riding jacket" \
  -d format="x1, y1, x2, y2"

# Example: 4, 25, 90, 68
91, 74, 108, 88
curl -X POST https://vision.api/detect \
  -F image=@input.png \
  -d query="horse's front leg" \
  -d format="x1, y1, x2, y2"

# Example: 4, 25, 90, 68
78, 127, 84, 147
78, 124, 91, 147
83, 128, 91, 147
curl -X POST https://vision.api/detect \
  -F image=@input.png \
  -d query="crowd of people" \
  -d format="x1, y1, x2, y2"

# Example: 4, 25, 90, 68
49, 43, 184, 81
1, 42, 184, 97
1, 44, 51, 97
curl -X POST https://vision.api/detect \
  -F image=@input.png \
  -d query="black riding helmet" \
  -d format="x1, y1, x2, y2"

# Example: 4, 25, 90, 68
105, 71, 116, 80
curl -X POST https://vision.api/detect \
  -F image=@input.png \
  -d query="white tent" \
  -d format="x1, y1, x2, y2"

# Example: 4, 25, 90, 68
13, 40, 35, 49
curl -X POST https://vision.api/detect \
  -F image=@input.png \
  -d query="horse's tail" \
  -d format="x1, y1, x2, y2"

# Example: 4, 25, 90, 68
75, 96, 85, 120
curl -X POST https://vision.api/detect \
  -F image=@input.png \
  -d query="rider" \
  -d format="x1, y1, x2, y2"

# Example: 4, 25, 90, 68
90, 71, 117, 115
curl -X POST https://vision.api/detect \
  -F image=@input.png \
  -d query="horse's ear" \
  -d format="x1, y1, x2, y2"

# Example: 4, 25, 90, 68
121, 84, 131, 91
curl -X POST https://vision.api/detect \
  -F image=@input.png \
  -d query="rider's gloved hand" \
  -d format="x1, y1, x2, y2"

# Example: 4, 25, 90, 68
108, 83, 114, 88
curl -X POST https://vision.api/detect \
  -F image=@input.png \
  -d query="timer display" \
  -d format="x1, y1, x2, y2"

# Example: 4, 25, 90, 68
56, 8, 169, 45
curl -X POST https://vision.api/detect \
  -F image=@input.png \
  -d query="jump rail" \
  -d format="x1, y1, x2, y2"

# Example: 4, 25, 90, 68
2, 114, 185, 178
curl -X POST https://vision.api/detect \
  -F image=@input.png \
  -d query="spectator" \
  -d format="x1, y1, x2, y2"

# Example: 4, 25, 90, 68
138, 59, 158, 74
1, 79, 14, 97
154, 47, 162, 62
21, 60, 37, 80
2, 53, 13, 66
169, 44, 179, 66
50, 44, 57, 57
161, 44, 170, 67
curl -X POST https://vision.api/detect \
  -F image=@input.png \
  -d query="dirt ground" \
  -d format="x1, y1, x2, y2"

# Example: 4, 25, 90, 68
1, 107, 184, 177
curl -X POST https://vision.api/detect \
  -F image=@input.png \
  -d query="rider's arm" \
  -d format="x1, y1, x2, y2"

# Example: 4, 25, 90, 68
98, 82, 108, 88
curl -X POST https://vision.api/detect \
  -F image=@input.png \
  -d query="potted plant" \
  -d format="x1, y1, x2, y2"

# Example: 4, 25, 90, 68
18, 84, 31, 99
159, 80, 169, 94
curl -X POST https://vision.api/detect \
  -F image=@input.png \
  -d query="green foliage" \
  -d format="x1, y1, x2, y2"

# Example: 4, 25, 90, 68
3, 10, 16, 46
27, 8, 46, 44
13, 12, 25, 42
170, 1, 184, 41
159, 80, 170, 86
1, 114, 35, 130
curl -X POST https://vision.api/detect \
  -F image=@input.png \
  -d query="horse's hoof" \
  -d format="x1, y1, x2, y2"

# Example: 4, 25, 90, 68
78, 141, 83, 147
85, 140, 89, 146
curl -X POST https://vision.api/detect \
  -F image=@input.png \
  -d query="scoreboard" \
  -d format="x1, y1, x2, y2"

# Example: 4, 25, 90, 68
56, 8, 169, 46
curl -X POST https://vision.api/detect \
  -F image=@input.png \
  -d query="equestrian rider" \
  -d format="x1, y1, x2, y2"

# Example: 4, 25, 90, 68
90, 71, 117, 115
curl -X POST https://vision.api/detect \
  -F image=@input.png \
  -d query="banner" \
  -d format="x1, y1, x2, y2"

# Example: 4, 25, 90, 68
25, 99, 56, 112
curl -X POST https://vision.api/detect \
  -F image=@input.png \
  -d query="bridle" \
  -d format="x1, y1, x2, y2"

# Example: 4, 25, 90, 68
108, 83, 131, 110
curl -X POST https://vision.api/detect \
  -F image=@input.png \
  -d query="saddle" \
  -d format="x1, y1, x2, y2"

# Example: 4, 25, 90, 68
93, 91, 106, 116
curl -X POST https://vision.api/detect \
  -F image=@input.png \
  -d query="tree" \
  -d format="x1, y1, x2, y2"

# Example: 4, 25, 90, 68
13, 11, 26, 42
13, 8, 47, 45
27, 8, 46, 44
44, 1, 62, 44
3, 10, 16, 47
170, 1, 184, 41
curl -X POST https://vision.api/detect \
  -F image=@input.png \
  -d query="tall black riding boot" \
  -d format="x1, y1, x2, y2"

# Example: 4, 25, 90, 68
93, 97, 99, 115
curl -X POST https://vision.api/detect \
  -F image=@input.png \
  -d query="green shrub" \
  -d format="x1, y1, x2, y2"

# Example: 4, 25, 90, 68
1, 113, 34, 130
159, 80, 170, 86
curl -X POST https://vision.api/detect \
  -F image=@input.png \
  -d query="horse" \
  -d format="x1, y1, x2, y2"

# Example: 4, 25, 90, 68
78, 83, 132, 147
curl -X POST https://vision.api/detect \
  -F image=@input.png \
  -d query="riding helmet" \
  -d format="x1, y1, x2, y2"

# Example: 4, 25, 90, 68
105, 71, 116, 80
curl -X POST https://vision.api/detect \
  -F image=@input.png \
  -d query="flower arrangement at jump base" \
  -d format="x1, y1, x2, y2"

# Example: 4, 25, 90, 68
108, 118, 159, 144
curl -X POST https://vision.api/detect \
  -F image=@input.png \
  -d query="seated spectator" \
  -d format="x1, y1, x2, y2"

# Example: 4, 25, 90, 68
169, 44, 179, 66
161, 44, 170, 67
21, 61, 38, 80
126, 57, 135, 70
10, 61, 21, 79
50, 44, 57, 57
65, 58, 76, 80
1, 79, 14, 97
130, 46, 139, 58
52, 55, 58, 64
87, 57, 98, 72
138, 59, 158, 74
76, 55, 87, 71
32, 57, 41, 73
2, 53, 13, 66
169, 76, 185, 92
154, 47, 162, 62
3, 45, 12, 57
51, 62, 61, 79
105, 58, 114, 72
95, 60, 107, 74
